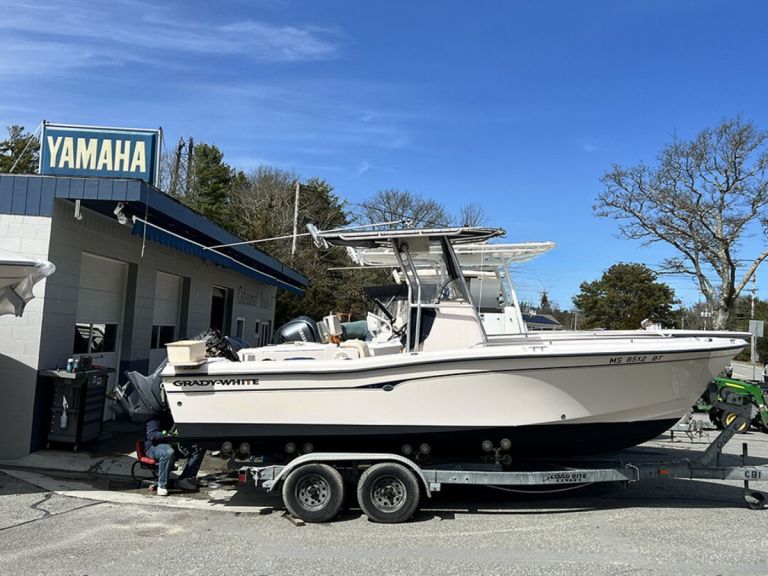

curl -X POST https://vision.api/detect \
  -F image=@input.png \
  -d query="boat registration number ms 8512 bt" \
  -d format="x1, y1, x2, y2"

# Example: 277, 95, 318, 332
609, 355, 664, 365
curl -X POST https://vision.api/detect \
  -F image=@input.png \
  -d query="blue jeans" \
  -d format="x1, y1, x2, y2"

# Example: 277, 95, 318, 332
147, 443, 204, 489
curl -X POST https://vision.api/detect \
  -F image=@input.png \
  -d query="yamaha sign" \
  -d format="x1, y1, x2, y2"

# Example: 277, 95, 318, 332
40, 123, 161, 185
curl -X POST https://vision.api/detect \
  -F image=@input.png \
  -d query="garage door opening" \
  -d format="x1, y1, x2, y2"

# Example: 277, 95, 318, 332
75, 253, 128, 420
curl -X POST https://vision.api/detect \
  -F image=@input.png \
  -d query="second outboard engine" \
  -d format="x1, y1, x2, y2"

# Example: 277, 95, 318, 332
272, 316, 321, 344
198, 328, 241, 361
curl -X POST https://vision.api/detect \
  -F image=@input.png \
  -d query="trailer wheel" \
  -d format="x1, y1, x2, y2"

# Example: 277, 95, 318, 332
745, 491, 766, 510
282, 463, 344, 523
357, 462, 420, 523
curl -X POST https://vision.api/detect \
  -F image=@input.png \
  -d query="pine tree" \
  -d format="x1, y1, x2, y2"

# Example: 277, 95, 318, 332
0, 125, 39, 174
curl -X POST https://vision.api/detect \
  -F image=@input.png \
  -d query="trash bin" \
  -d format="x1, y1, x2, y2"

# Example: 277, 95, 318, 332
41, 368, 109, 451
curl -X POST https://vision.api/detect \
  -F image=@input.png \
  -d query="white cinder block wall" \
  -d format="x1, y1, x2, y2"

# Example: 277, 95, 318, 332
0, 214, 52, 458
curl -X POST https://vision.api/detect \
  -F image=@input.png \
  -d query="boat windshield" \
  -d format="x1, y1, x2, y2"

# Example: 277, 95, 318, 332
394, 237, 470, 305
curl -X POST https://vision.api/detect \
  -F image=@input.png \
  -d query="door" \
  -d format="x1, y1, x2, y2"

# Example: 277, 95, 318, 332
74, 253, 127, 421
210, 285, 233, 334
149, 271, 182, 371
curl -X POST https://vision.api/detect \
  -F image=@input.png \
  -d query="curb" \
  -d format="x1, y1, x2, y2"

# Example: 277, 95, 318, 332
0, 468, 273, 515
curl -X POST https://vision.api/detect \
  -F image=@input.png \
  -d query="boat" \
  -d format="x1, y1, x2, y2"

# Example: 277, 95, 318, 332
0, 249, 55, 317
161, 226, 747, 459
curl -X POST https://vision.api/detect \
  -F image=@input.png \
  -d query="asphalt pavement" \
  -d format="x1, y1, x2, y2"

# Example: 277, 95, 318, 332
1, 425, 767, 576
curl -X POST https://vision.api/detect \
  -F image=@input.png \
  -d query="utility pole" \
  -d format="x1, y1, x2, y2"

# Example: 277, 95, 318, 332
185, 137, 194, 196
170, 137, 184, 197
749, 273, 761, 374
291, 180, 301, 257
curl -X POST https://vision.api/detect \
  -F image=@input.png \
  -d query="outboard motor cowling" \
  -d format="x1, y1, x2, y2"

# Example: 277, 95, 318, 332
272, 316, 321, 344
112, 360, 168, 423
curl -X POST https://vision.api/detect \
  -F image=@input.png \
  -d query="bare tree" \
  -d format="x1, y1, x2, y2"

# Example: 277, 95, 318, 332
355, 189, 451, 229
456, 202, 487, 227
230, 166, 299, 254
596, 118, 768, 329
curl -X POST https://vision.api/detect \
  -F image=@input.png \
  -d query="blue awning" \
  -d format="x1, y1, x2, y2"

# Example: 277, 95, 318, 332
0, 174, 308, 293
131, 217, 305, 296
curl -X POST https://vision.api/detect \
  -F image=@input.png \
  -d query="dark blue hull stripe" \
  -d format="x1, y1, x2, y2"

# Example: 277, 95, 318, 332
177, 419, 681, 457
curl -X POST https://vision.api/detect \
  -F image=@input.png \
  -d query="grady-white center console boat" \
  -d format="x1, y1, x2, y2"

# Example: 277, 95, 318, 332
162, 226, 747, 458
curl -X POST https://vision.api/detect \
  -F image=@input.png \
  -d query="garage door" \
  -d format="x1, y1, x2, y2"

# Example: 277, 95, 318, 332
75, 253, 127, 420
149, 271, 182, 371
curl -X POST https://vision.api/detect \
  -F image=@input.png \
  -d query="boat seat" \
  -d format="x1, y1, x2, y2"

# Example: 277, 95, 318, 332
131, 440, 159, 486
339, 339, 370, 357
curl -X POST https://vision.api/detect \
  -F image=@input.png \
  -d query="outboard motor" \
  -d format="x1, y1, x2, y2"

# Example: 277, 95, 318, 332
272, 316, 322, 344
112, 360, 168, 423
199, 328, 241, 361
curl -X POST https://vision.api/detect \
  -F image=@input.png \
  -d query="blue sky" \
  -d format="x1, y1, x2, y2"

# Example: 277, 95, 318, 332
2, 0, 767, 309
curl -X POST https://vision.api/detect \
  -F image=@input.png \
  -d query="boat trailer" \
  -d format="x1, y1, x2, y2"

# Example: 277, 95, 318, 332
239, 402, 768, 524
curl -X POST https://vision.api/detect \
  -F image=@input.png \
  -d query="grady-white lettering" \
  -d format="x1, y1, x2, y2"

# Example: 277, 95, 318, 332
47, 135, 147, 173
172, 378, 259, 387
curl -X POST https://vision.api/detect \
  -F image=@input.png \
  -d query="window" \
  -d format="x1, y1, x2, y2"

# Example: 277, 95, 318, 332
259, 320, 272, 347
73, 323, 118, 354
150, 325, 177, 349
235, 318, 245, 340
152, 272, 181, 349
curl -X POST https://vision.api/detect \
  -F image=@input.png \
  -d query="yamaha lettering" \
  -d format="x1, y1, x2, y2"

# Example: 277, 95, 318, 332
40, 123, 160, 185
172, 378, 259, 387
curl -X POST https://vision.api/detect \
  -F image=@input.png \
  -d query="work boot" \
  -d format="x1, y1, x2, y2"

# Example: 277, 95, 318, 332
178, 478, 198, 491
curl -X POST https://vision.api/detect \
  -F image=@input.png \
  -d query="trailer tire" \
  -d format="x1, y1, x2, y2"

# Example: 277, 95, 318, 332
745, 490, 766, 510
357, 462, 420, 523
282, 463, 344, 523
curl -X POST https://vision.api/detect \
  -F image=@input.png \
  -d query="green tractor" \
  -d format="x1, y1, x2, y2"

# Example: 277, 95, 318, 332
699, 377, 768, 433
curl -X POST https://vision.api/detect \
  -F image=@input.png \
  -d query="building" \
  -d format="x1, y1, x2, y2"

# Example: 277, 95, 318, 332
521, 312, 564, 331
0, 173, 307, 458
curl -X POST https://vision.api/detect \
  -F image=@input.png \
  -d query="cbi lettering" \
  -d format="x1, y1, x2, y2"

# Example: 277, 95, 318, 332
47, 136, 147, 173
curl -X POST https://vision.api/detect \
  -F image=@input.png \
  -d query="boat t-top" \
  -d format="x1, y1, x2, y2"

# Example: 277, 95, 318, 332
347, 239, 556, 335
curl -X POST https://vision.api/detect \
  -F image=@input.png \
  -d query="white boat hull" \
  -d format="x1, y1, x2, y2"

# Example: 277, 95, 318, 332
163, 336, 743, 456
